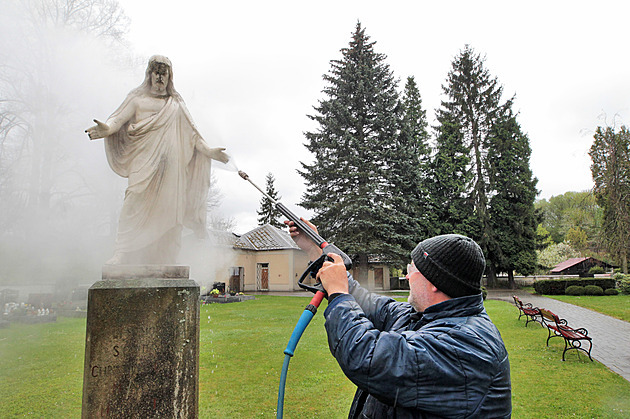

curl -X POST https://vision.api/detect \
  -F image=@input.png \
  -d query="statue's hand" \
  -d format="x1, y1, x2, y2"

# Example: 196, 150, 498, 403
209, 147, 230, 163
85, 119, 111, 140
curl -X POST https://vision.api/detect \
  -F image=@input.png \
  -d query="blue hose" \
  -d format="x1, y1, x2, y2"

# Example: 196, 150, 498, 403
276, 354, 292, 418
276, 295, 322, 419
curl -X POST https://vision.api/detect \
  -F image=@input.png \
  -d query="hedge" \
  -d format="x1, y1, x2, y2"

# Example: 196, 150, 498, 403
584, 285, 604, 296
565, 285, 585, 296
533, 277, 616, 295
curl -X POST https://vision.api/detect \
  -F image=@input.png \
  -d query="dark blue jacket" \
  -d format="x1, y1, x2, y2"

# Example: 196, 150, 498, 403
324, 276, 511, 418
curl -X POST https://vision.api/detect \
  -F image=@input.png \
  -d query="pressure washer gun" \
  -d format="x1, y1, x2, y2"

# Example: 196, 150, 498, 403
237, 170, 352, 418
237, 170, 352, 293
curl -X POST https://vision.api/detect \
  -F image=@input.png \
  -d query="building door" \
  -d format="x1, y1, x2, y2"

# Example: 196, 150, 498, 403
229, 267, 243, 293
374, 268, 384, 289
257, 263, 269, 291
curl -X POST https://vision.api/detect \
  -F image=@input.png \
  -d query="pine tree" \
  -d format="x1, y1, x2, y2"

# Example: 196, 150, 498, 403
299, 22, 404, 282
256, 173, 284, 229
589, 125, 630, 273
486, 111, 539, 287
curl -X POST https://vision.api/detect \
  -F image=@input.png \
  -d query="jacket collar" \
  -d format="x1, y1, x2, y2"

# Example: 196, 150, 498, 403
415, 293, 484, 326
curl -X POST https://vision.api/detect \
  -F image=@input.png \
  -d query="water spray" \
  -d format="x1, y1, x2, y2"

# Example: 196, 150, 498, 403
237, 170, 352, 418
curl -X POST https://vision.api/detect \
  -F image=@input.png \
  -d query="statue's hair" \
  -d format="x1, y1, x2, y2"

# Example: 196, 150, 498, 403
132, 55, 181, 100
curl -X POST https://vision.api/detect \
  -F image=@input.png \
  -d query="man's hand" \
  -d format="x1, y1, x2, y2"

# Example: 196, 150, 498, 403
285, 218, 323, 261
85, 119, 111, 140
316, 253, 349, 295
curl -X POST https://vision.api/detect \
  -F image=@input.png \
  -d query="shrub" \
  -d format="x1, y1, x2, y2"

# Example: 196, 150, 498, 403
584, 285, 604, 296
616, 274, 630, 295
533, 277, 616, 295
565, 285, 585, 295
589, 266, 605, 274
481, 286, 487, 300
605, 288, 619, 296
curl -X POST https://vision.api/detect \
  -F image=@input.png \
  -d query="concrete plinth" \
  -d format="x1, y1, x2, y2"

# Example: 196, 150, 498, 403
82, 265, 199, 418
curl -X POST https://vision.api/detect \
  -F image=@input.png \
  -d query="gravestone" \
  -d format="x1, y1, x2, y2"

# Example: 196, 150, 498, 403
81, 265, 199, 418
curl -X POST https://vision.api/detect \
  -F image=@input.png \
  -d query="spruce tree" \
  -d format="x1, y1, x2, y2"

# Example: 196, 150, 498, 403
486, 111, 539, 287
435, 45, 538, 286
299, 22, 403, 282
589, 125, 630, 273
437, 46, 504, 245
426, 112, 476, 237
386, 76, 431, 262
256, 173, 284, 229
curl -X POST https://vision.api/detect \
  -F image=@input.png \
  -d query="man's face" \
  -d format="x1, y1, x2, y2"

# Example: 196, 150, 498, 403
406, 262, 433, 312
150, 64, 169, 94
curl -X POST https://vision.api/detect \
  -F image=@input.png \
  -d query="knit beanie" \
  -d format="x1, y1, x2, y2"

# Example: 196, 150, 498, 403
411, 234, 485, 298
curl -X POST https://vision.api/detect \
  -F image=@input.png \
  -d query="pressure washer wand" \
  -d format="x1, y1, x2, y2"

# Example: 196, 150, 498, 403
237, 170, 350, 418
238, 170, 326, 247
238, 170, 352, 276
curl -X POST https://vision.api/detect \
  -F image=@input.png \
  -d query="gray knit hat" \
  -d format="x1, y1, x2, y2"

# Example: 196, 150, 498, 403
411, 234, 485, 298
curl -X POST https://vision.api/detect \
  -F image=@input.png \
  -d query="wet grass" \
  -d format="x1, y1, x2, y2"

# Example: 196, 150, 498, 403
1, 296, 630, 417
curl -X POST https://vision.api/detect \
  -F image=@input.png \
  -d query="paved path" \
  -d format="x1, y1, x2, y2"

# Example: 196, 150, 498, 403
488, 289, 630, 382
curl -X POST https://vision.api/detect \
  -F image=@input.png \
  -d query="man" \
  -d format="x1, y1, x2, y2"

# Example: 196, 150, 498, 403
287, 220, 512, 418
86, 55, 228, 264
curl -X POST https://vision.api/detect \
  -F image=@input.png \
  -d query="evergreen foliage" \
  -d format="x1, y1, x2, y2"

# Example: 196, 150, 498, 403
299, 22, 408, 279
426, 112, 474, 237
256, 173, 284, 229
589, 125, 630, 273
387, 76, 431, 257
433, 46, 538, 284
486, 111, 539, 283
299, 31, 540, 285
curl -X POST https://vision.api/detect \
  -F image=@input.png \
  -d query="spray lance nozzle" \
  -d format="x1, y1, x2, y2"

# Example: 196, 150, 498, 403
237, 170, 352, 294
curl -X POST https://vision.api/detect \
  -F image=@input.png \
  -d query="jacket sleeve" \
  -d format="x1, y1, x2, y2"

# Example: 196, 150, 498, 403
344, 273, 413, 331
323, 294, 467, 410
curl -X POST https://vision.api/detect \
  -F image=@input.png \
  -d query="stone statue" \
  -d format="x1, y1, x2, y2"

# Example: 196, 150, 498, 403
86, 55, 229, 265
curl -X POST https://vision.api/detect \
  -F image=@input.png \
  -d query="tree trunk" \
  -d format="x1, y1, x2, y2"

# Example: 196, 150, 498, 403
486, 264, 497, 288
507, 270, 516, 289
355, 253, 369, 285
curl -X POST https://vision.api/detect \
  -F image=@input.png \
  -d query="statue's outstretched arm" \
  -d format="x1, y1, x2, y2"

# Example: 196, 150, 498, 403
195, 139, 229, 163
85, 96, 136, 140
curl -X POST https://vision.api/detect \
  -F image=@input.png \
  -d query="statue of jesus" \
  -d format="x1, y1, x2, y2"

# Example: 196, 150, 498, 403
86, 55, 229, 265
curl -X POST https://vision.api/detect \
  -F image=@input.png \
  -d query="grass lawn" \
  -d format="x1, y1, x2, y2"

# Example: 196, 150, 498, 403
544, 294, 630, 322
1, 295, 630, 417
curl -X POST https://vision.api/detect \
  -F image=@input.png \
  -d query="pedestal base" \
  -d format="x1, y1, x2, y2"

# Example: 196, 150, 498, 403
81, 265, 199, 418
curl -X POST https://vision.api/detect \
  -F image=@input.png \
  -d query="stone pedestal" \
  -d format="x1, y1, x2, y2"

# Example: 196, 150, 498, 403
81, 265, 199, 418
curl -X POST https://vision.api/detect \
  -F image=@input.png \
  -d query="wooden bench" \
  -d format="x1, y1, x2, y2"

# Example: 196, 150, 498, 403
512, 295, 541, 327
539, 308, 593, 361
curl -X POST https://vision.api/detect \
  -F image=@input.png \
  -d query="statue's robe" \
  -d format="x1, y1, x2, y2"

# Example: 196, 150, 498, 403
104, 95, 211, 264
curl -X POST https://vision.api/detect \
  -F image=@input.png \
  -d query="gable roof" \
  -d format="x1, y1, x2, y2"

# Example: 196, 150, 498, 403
550, 257, 589, 273
207, 229, 239, 247
234, 224, 301, 251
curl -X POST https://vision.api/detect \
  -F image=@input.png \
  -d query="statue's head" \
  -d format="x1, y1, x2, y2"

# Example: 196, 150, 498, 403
137, 55, 178, 97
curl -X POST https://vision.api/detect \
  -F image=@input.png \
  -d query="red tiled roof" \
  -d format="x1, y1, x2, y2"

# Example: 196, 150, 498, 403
550, 257, 589, 273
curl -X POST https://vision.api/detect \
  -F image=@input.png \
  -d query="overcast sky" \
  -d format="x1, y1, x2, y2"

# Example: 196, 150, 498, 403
113, 0, 630, 235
